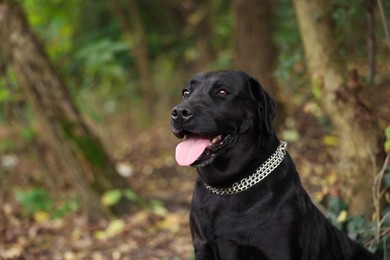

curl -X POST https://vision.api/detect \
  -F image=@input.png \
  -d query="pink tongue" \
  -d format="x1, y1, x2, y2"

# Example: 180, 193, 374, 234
175, 136, 210, 166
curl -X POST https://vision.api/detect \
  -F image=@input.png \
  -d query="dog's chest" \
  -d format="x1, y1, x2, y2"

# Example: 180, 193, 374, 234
193, 192, 299, 235
193, 200, 279, 242
191, 205, 297, 259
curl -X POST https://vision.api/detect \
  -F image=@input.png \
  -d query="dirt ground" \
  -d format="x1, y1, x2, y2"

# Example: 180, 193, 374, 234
1, 82, 389, 259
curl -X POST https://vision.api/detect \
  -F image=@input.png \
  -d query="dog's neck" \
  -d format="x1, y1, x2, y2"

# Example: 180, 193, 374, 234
204, 141, 287, 195
196, 133, 281, 188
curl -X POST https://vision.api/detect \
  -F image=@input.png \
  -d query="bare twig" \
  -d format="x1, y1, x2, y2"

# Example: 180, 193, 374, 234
365, 227, 390, 246
379, 210, 390, 228
371, 152, 390, 251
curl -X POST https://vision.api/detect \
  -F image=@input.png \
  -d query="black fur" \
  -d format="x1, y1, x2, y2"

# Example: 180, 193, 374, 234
171, 70, 378, 260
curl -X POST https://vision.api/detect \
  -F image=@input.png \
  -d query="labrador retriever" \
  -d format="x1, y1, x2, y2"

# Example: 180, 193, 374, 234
170, 70, 378, 260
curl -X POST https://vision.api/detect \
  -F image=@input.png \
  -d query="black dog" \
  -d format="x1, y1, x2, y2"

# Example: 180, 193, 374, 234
171, 71, 378, 260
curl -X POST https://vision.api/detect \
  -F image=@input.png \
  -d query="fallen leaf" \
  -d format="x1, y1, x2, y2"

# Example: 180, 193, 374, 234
0, 244, 23, 259
336, 210, 348, 223
322, 135, 339, 147
101, 190, 122, 206
155, 214, 181, 233
95, 219, 125, 240
33, 211, 50, 223
326, 171, 337, 185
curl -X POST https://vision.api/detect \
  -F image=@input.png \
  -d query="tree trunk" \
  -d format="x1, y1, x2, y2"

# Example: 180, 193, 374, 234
292, 0, 385, 217
110, 0, 155, 115
232, 0, 275, 93
0, 1, 130, 219
232, 0, 285, 128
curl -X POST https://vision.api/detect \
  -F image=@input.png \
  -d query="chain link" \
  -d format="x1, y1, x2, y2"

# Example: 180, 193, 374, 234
204, 141, 287, 195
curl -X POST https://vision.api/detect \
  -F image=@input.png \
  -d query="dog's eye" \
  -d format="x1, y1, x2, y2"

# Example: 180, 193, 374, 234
217, 89, 229, 97
182, 89, 190, 98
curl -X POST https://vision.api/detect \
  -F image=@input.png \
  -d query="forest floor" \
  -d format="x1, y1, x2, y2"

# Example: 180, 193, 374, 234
1, 82, 390, 259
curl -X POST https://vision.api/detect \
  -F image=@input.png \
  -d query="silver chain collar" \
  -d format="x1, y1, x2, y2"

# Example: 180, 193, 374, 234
204, 141, 288, 195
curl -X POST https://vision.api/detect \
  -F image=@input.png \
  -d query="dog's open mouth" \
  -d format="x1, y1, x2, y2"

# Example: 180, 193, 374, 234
175, 133, 233, 167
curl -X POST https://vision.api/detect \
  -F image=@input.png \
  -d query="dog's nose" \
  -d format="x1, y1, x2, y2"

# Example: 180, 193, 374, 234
171, 106, 193, 122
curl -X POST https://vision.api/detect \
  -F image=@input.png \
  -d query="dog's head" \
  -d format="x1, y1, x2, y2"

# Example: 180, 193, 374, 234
171, 70, 276, 173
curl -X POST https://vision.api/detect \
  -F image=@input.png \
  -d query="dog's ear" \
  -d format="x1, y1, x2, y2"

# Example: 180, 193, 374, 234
248, 76, 275, 134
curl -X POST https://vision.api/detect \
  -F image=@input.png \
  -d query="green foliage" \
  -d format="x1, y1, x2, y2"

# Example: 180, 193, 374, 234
0, 88, 11, 103
100, 188, 166, 215
383, 171, 390, 190
73, 38, 132, 113
15, 188, 53, 216
0, 139, 15, 152
75, 39, 129, 78
274, 0, 305, 89
23, 0, 80, 59
52, 197, 79, 219
101, 188, 139, 207
322, 195, 390, 256
346, 215, 370, 240
14, 188, 79, 219
20, 0, 236, 119
20, 127, 36, 142
123, 189, 138, 201
211, 50, 233, 70
326, 196, 348, 216
331, 1, 367, 61
384, 167, 390, 189
72, 135, 105, 167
